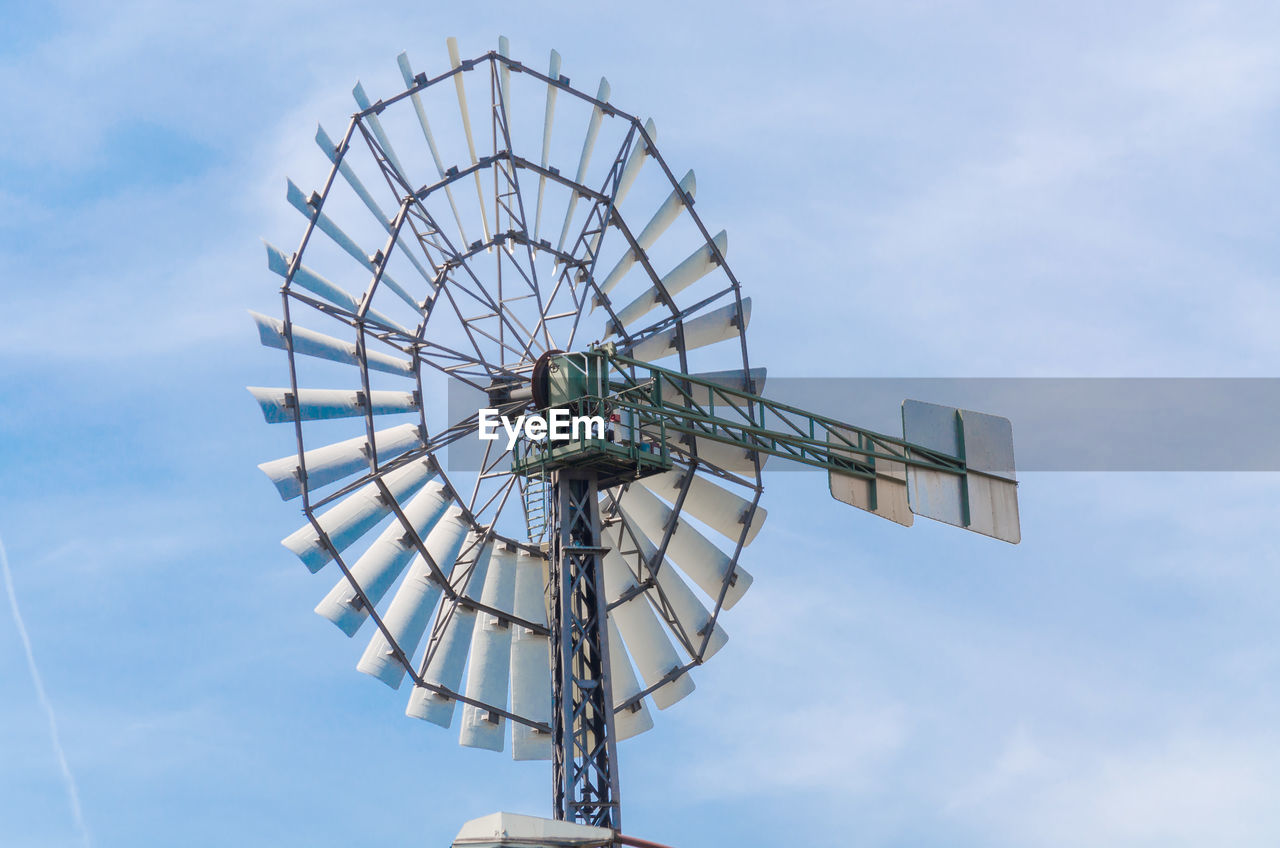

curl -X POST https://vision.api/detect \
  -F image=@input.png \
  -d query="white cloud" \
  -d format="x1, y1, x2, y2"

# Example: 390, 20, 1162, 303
948, 727, 1280, 847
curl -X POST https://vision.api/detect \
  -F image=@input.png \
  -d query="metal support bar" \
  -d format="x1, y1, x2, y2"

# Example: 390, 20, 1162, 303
606, 349, 968, 479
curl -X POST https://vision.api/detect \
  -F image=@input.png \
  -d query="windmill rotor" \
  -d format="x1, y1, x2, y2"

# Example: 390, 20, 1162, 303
251, 34, 1020, 845
251, 35, 765, 831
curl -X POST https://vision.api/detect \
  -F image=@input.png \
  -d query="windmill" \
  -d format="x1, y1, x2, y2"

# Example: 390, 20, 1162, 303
249, 36, 1020, 847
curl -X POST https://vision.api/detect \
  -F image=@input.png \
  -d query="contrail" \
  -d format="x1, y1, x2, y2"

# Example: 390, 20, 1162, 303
0, 533, 92, 847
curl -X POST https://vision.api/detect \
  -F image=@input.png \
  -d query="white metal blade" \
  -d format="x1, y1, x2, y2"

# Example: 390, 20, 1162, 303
595, 170, 696, 301
510, 550, 552, 760
284, 179, 418, 311
396, 52, 471, 248
406, 533, 494, 725
250, 311, 413, 376
607, 617, 654, 740
602, 548, 694, 710
263, 242, 409, 333
617, 484, 753, 610
555, 77, 611, 254
608, 230, 728, 332
246, 387, 418, 425
352, 82, 409, 182
624, 297, 751, 362
533, 49, 561, 244
637, 364, 772, 474
280, 457, 435, 573
446, 37, 492, 244
316, 123, 389, 222
315, 123, 440, 284
616, 118, 656, 206
637, 469, 766, 546
357, 508, 471, 688
633, 168, 697, 249
459, 545, 519, 751
583, 117, 656, 260
655, 366, 766, 406
497, 36, 513, 127
264, 242, 355, 311
617, 511, 728, 661
658, 433, 770, 475
314, 480, 453, 635
258, 422, 424, 500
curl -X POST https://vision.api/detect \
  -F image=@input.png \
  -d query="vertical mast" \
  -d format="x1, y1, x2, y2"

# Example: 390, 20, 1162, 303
549, 469, 622, 830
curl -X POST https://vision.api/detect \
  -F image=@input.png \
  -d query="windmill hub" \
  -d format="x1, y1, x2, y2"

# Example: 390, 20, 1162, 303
484, 374, 533, 411
508, 348, 674, 489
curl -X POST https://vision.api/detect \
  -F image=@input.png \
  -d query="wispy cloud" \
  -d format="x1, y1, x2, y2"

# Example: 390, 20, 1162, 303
1, 534, 92, 847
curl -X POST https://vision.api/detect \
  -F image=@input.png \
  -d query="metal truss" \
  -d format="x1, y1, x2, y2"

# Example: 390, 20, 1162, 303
550, 471, 621, 830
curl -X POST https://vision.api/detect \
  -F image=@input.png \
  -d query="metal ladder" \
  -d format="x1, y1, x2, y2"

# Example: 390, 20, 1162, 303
522, 468, 551, 543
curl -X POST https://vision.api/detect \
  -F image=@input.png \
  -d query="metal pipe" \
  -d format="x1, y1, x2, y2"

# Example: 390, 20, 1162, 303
616, 834, 678, 848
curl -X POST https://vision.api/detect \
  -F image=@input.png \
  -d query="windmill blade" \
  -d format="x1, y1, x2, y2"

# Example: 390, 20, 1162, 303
510, 550, 552, 760
263, 242, 409, 333
316, 123, 390, 223
459, 545, 519, 751
653, 365, 770, 437
280, 457, 436, 573
407, 533, 494, 725
497, 36, 513, 127
246, 387, 418, 425
284, 179, 419, 311
446, 37, 492, 244
352, 82, 410, 182
264, 242, 357, 311
644, 364, 771, 473
617, 511, 728, 661
655, 366, 766, 405
250, 311, 413, 377
624, 297, 751, 362
396, 52, 470, 247
658, 433, 770, 475
358, 508, 472, 688
602, 548, 694, 710
637, 468, 766, 546
617, 484, 753, 610
556, 77, 611, 254
616, 119, 656, 207
609, 231, 728, 333
595, 170, 696, 301
258, 422, 425, 500
314, 480, 454, 635
316, 122, 440, 282
606, 617, 655, 741
533, 49, 561, 243
583, 117, 657, 260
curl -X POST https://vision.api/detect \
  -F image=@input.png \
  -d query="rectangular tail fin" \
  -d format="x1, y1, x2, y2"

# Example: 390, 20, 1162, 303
901, 400, 1020, 544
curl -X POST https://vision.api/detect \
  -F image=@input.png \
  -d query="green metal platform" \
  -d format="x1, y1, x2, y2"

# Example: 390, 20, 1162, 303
511, 435, 673, 490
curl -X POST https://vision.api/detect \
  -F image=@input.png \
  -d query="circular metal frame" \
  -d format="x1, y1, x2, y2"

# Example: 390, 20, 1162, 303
259, 42, 764, 739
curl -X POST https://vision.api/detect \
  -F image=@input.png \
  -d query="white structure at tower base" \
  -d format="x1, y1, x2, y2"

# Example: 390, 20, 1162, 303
451, 812, 615, 848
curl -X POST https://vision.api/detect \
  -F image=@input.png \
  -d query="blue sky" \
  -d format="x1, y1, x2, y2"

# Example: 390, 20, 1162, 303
2, 2, 1279, 846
